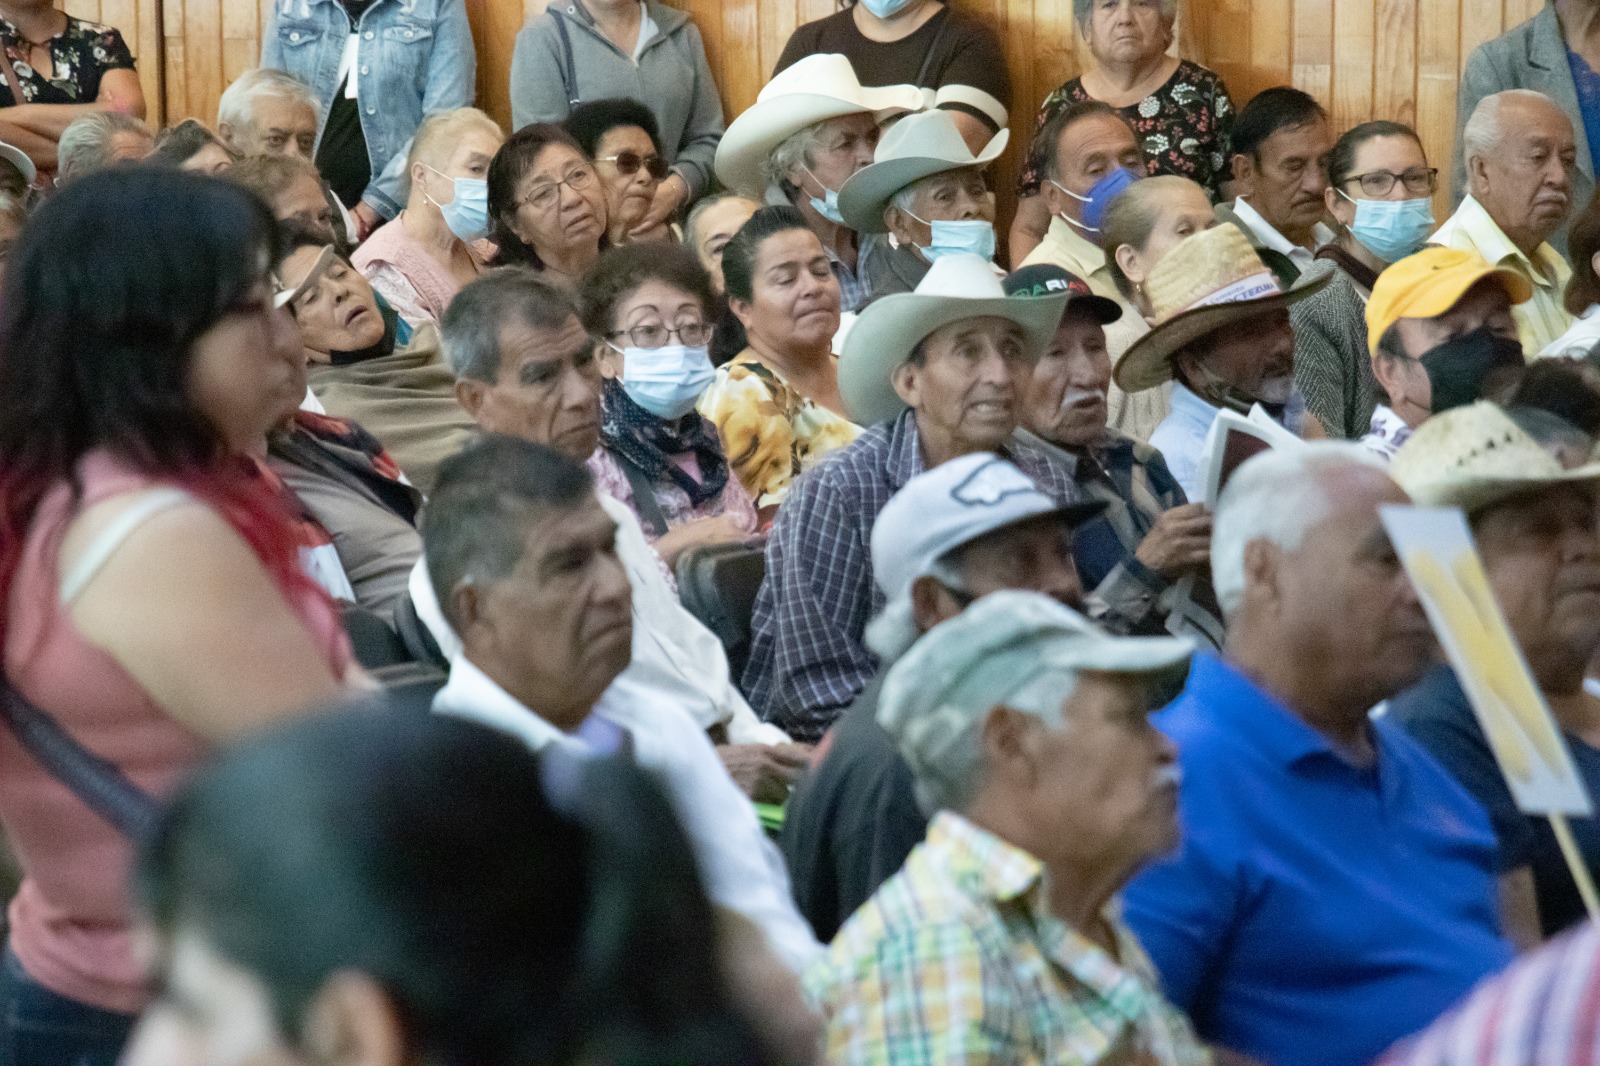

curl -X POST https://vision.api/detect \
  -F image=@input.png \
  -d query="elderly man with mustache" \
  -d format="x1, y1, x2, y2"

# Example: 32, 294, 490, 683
1432, 89, 1578, 356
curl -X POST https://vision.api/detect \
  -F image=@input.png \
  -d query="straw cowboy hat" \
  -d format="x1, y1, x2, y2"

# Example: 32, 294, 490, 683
1112, 225, 1332, 394
713, 54, 925, 200
1391, 402, 1600, 514
839, 253, 1068, 426
835, 110, 1009, 234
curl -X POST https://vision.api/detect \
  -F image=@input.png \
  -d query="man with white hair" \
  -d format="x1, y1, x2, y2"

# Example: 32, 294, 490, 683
1432, 89, 1577, 355
780, 452, 1102, 941
807, 590, 1207, 1063
216, 68, 320, 162
55, 111, 152, 182
1120, 443, 1514, 1066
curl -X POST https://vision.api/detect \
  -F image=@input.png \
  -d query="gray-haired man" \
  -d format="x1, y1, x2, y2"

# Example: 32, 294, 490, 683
806, 590, 1207, 1062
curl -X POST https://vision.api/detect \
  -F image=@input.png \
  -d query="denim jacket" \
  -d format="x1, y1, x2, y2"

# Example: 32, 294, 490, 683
261, 0, 475, 219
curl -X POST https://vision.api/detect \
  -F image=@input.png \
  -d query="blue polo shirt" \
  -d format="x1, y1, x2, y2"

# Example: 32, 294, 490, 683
1122, 653, 1513, 1066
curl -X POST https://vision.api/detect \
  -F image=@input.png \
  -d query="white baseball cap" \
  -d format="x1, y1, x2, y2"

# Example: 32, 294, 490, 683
871, 452, 1106, 603
0, 141, 35, 188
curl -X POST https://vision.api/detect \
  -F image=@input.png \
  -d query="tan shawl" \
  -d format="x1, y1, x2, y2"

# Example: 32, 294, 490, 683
306, 324, 476, 496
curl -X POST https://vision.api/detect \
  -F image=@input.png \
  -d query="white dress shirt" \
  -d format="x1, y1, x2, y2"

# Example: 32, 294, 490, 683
409, 490, 790, 746
432, 653, 823, 974
1232, 197, 1333, 275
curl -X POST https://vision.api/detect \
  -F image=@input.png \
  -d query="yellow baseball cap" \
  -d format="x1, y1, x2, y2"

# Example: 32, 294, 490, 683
1365, 247, 1533, 356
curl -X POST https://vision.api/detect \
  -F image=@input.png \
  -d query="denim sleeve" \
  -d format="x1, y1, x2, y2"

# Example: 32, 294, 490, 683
362, 0, 475, 218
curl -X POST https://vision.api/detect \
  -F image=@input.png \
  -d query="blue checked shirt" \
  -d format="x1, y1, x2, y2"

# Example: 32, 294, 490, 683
741, 410, 1082, 743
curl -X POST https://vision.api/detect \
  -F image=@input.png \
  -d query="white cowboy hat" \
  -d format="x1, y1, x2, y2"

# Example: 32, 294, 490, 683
713, 54, 924, 200
0, 141, 35, 188
836, 110, 1009, 234
1112, 225, 1331, 393
839, 253, 1067, 426
1391, 402, 1600, 514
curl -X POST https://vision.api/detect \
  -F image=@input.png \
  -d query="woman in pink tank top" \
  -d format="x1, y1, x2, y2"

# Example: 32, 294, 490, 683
0, 167, 358, 1066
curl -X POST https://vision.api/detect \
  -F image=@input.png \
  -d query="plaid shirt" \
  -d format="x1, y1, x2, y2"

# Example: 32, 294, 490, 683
742, 411, 1079, 743
1375, 919, 1600, 1066
806, 812, 1212, 1066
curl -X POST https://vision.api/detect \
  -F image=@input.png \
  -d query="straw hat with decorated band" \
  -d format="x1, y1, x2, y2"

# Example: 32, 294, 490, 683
835, 110, 1009, 235
713, 54, 924, 200
1112, 225, 1332, 394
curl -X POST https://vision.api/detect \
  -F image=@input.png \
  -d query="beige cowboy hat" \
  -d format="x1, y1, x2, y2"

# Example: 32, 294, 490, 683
713, 54, 925, 200
1391, 402, 1600, 514
1112, 225, 1332, 394
839, 253, 1067, 426
835, 110, 1009, 234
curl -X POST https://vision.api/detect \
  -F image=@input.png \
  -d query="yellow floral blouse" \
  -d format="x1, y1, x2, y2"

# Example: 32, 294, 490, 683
696, 351, 862, 511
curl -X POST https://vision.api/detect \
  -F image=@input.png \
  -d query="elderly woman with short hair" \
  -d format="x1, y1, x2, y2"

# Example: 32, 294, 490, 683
566, 97, 677, 247
54, 110, 150, 181
352, 107, 504, 330
485, 123, 609, 293
1012, 0, 1234, 263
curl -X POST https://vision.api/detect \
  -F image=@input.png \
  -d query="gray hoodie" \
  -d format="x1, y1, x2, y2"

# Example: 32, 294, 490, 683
510, 1, 726, 199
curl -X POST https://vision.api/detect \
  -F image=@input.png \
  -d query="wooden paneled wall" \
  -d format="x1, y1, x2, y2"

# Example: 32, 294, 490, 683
95, 0, 1573, 220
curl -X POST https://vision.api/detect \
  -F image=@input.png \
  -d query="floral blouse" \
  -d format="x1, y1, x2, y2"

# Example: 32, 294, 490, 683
1018, 59, 1235, 201
0, 15, 135, 107
696, 352, 862, 513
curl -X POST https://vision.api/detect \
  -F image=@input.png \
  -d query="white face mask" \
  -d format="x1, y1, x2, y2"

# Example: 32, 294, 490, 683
611, 343, 715, 420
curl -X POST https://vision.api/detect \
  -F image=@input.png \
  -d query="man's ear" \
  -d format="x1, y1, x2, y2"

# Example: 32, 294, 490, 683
891, 359, 920, 407
454, 377, 487, 421
979, 704, 1037, 785
1241, 537, 1283, 618
1230, 152, 1254, 193
1467, 153, 1491, 199
299, 971, 408, 1066
910, 573, 962, 633
216, 121, 237, 149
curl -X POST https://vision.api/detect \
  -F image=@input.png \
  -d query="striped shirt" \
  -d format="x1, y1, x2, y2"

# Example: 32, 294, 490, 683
806, 811, 1211, 1066
1375, 920, 1600, 1066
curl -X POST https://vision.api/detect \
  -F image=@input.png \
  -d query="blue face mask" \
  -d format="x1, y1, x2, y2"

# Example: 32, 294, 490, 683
801, 165, 849, 226
615, 343, 716, 421
1053, 165, 1143, 234
908, 214, 996, 263
859, 0, 919, 17
424, 165, 490, 241
1342, 192, 1434, 264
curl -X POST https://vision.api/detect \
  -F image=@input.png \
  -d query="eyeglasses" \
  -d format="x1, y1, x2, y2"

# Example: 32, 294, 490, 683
596, 150, 669, 181
608, 320, 711, 349
1344, 167, 1438, 197
516, 164, 597, 212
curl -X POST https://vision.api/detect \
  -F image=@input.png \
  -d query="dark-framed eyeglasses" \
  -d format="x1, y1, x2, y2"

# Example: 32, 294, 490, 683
1345, 167, 1438, 198
516, 164, 598, 212
607, 320, 711, 349
597, 150, 670, 181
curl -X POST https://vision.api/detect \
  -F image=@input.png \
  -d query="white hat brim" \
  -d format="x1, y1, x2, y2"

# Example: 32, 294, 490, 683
840, 290, 1069, 426
713, 86, 925, 199
0, 142, 34, 187
836, 129, 1010, 235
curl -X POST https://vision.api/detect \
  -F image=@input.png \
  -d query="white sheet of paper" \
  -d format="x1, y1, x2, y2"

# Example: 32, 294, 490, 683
1381, 504, 1592, 817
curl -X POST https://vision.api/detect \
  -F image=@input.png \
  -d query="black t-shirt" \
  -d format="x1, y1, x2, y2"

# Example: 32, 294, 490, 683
778, 675, 929, 941
315, 0, 378, 207
772, 5, 1010, 133
1388, 663, 1600, 937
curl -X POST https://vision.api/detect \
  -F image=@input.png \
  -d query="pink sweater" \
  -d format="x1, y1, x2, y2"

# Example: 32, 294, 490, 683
0, 453, 349, 1013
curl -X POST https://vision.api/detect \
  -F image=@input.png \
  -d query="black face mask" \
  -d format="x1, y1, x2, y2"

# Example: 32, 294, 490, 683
1419, 326, 1525, 413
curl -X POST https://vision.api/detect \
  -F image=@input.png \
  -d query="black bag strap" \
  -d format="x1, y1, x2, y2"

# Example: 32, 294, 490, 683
0, 680, 158, 840
549, 8, 581, 109
612, 452, 670, 538
913, 8, 951, 90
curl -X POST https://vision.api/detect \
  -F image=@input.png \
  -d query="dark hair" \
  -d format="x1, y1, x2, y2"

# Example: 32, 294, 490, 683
1034, 99, 1126, 182
1230, 86, 1328, 162
1565, 188, 1600, 316
720, 204, 811, 304
579, 242, 715, 337
1511, 359, 1600, 435
487, 123, 597, 271
565, 97, 662, 159
424, 434, 594, 628
1506, 406, 1596, 455
440, 266, 582, 383
1326, 120, 1422, 189
137, 704, 772, 1064
151, 118, 236, 168
0, 168, 308, 647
